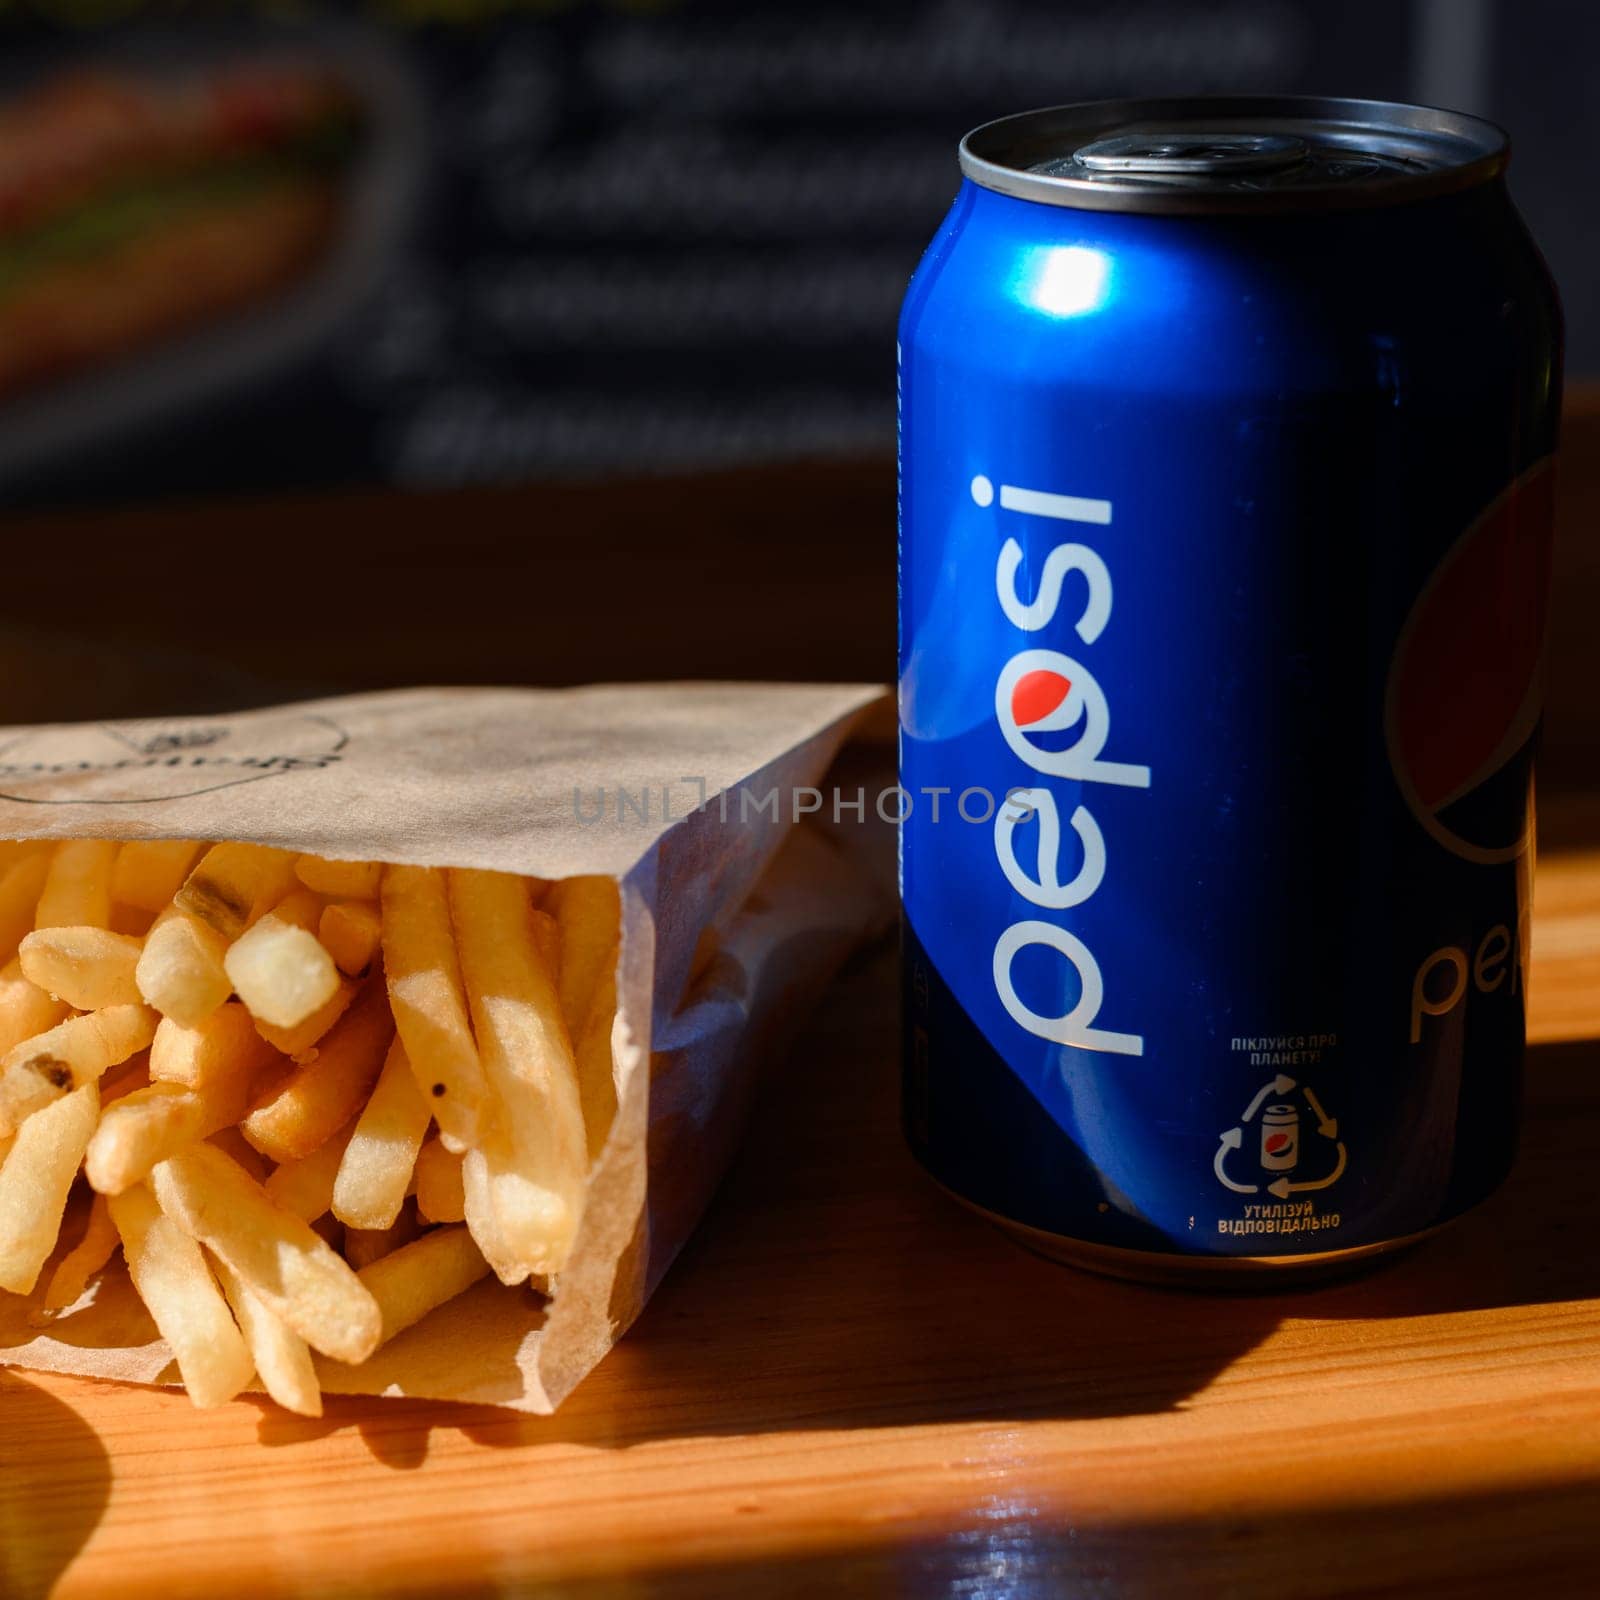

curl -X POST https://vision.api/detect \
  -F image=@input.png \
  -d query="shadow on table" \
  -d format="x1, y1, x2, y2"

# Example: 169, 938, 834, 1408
250, 965, 1600, 1464
1294, 1036, 1600, 1325
0, 1371, 112, 1599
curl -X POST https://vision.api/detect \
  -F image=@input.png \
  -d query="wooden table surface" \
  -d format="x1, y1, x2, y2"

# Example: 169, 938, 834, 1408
1, 852, 1597, 1598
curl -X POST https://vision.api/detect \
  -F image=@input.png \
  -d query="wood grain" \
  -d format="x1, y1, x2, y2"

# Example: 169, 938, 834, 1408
0, 853, 1597, 1598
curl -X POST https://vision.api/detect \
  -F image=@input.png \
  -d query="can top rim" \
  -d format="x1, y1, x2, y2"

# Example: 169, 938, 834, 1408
959, 96, 1510, 214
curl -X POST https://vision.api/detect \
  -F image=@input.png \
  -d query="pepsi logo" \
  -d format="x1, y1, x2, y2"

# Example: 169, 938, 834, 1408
996, 649, 1150, 789
1010, 668, 1073, 729
1384, 461, 1555, 864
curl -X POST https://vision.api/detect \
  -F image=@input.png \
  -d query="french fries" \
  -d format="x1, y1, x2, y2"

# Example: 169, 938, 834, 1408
548, 878, 622, 1161
149, 1002, 280, 1088
381, 865, 487, 1152
87, 1066, 265, 1197
295, 855, 382, 900
224, 893, 340, 1028
108, 1184, 253, 1409
214, 1259, 322, 1418
333, 1039, 431, 1231
0, 840, 46, 875
358, 1225, 491, 1348
36, 841, 118, 931
450, 868, 587, 1283
242, 977, 392, 1163
413, 1136, 466, 1224
42, 1191, 118, 1312
149, 1144, 382, 1364
0, 839, 630, 1411
319, 899, 382, 976
136, 912, 232, 1027
174, 842, 298, 940
0, 957, 69, 1054
263, 1114, 359, 1223
0, 852, 52, 964
0, 1082, 100, 1293
546, 877, 618, 1039
19, 926, 144, 1010
253, 977, 358, 1060
0, 1004, 157, 1136
112, 840, 203, 914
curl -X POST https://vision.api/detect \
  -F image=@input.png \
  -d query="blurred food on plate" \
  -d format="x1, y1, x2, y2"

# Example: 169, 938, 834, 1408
0, 63, 364, 401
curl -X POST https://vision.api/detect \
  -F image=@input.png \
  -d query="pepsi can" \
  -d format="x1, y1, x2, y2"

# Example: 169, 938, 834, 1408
898, 98, 1562, 1283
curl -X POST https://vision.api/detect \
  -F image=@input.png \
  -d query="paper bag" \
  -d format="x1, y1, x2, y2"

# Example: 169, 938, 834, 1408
0, 683, 893, 1411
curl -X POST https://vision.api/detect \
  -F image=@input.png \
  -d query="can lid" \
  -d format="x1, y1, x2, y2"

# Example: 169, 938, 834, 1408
960, 97, 1509, 214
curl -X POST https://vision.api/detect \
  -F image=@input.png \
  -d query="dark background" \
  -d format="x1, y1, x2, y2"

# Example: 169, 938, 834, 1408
0, 0, 1591, 503
0, 0, 1594, 806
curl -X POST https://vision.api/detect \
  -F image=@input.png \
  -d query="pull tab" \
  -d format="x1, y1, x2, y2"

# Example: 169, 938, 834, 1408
1075, 131, 1309, 176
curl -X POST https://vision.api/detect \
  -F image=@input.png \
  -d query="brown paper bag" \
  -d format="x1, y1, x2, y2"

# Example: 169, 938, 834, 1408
0, 683, 893, 1411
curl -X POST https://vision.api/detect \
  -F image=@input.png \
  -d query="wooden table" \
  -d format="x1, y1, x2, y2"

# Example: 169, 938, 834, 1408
1, 853, 1597, 1599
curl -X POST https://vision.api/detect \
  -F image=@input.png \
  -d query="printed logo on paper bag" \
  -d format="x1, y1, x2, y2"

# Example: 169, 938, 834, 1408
0, 714, 348, 804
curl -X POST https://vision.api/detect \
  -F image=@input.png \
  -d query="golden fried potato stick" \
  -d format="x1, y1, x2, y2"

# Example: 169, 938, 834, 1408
213, 1258, 322, 1419
0, 841, 47, 875
0, 1004, 157, 1137
546, 877, 621, 1037
42, 1191, 119, 1312
208, 1125, 269, 1181
242, 977, 393, 1164
0, 1080, 99, 1294
380, 864, 486, 1152
136, 911, 231, 1026
294, 855, 382, 900
450, 867, 588, 1282
413, 1137, 466, 1225
458, 1148, 515, 1282
174, 842, 298, 940
573, 950, 620, 1163
111, 840, 202, 914
148, 1143, 381, 1365
547, 880, 624, 1163
149, 1002, 279, 1088
224, 893, 340, 1029
529, 907, 562, 992
0, 958, 69, 1056
253, 977, 357, 1062
0, 852, 51, 966
262, 1115, 360, 1223
108, 1183, 253, 1409
357, 1225, 492, 1349
35, 840, 117, 931
87, 1058, 268, 1197
332, 1038, 431, 1231
260, 887, 322, 932
18, 926, 144, 1010
319, 899, 382, 977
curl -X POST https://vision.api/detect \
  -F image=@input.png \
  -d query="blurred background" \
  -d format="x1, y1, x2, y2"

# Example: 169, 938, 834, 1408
0, 0, 1593, 806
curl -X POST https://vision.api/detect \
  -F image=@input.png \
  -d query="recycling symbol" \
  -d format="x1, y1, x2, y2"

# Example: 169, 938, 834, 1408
1214, 1074, 1346, 1199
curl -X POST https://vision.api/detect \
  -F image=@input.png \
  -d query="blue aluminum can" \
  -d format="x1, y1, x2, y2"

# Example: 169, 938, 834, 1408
898, 98, 1563, 1283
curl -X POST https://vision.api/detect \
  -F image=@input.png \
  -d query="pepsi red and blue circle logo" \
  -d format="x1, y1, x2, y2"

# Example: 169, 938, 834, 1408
1385, 461, 1555, 864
